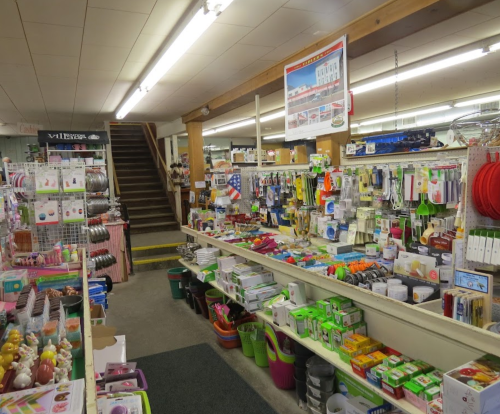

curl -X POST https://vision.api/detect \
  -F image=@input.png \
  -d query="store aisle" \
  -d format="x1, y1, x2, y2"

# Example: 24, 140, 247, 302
107, 268, 303, 414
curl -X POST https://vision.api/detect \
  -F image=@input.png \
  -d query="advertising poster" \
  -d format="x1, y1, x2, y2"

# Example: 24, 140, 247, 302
285, 35, 348, 141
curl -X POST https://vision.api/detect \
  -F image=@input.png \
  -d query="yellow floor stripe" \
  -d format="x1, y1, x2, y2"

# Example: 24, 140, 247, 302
133, 256, 181, 265
131, 242, 185, 251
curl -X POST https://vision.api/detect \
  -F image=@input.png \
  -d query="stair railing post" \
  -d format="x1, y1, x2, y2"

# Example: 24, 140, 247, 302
104, 121, 115, 199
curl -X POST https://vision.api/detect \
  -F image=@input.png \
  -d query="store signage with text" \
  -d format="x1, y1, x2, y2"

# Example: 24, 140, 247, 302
38, 130, 110, 144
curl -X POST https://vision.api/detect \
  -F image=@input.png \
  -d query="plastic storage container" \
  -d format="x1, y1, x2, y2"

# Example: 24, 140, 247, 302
238, 322, 263, 357
307, 357, 336, 393
167, 267, 189, 299
194, 293, 209, 319
307, 394, 326, 413
326, 394, 347, 414
295, 375, 307, 406
294, 362, 307, 381
265, 322, 296, 389
251, 328, 269, 367
213, 321, 241, 349
307, 380, 334, 402
205, 288, 224, 323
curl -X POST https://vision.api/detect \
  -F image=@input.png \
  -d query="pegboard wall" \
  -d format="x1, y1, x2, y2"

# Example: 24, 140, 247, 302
463, 146, 500, 270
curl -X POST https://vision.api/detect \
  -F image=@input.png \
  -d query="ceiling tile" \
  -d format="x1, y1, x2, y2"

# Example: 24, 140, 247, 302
0, 63, 36, 83
116, 61, 146, 81
141, 0, 193, 36
88, 0, 156, 14
0, 38, 32, 65
24, 22, 83, 57
78, 69, 120, 81
454, 16, 500, 40
216, 0, 287, 28
142, 84, 179, 102
473, 0, 500, 17
239, 8, 323, 47
209, 44, 274, 71
260, 33, 317, 61
127, 33, 165, 63
32, 54, 79, 78
80, 45, 130, 72
187, 23, 253, 56
0, 87, 17, 111
99, 80, 134, 113
349, 44, 410, 72
187, 65, 239, 89
18, 0, 86, 27
0, 109, 24, 123
0, 0, 25, 38
166, 53, 217, 78
392, 12, 492, 48
38, 76, 77, 112
284, 0, 351, 14
231, 60, 274, 81
83, 8, 148, 49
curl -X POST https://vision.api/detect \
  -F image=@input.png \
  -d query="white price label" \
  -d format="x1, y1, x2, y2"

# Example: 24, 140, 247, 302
366, 143, 376, 154
346, 144, 356, 155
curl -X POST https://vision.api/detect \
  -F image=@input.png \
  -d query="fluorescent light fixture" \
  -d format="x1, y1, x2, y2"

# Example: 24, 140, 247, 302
359, 105, 451, 126
116, 88, 147, 119
216, 119, 255, 133
202, 129, 217, 136
350, 123, 360, 128
352, 49, 486, 95
455, 94, 500, 107
261, 110, 286, 122
263, 134, 286, 140
115, 1, 233, 119
490, 42, 500, 52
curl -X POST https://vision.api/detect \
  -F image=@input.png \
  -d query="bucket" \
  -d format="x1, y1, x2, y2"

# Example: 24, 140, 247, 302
265, 323, 295, 390
251, 329, 268, 367
205, 289, 224, 323
194, 293, 209, 319
294, 362, 307, 381
213, 321, 241, 349
167, 267, 189, 299
295, 375, 307, 405
180, 270, 192, 293
185, 287, 194, 309
237, 322, 263, 357
326, 394, 347, 414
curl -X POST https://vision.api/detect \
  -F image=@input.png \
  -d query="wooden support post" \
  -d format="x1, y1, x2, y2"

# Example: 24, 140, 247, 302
187, 123, 204, 204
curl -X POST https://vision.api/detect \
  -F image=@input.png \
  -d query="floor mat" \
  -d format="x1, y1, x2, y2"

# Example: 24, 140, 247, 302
132, 343, 278, 414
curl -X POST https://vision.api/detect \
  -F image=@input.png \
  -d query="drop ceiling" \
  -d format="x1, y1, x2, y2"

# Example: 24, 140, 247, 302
0, 0, 499, 137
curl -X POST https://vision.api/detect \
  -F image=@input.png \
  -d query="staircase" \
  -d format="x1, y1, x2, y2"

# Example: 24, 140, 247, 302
110, 123, 179, 234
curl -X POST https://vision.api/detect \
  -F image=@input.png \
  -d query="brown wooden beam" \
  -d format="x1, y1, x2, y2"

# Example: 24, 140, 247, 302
182, 0, 492, 124
186, 122, 205, 198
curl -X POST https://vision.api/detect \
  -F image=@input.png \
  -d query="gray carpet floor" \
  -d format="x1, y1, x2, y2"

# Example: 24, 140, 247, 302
132, 343, 278, 414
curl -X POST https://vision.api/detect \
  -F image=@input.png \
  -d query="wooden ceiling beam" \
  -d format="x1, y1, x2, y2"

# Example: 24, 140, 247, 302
182, 0, 492, 124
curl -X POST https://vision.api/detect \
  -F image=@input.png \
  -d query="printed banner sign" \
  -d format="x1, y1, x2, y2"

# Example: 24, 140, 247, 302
38, 130, 109, 144
285, 35, 348, 141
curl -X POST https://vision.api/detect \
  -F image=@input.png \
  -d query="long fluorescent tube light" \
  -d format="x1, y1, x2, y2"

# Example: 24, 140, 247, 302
261, 110, 286, 122
216, 119, 255, 133
454, 94, 500, 107
352, 49, 487, 95
263, 134, 286, 140
359, 105, 451, 126
116, 1, 233, 119
490, 42, 500, 52
350, 123, 360, 128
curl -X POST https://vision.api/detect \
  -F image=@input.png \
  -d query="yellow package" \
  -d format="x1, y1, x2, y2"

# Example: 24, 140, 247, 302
363, 339, 383, 354
368, 351, 388, 365
352, 354, 376, 370
344, 334, 371, 351
339, 344, 363, 358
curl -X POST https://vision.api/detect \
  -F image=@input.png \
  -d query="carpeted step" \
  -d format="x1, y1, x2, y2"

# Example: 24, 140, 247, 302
127, 205, 173, 215
132, 253, 182, 272
130, 212, 175, 225
117, 175, 161, 184
118, 189, 165, 199
130, 221, 180, 234
115, 169, 157, 177
120, 182, 162, 190
120, 197, 169, 209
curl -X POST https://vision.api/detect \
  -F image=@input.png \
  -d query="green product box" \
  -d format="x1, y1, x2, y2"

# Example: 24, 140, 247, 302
306, 309, 319, 340
335, 370, 385, 406
339, 348, 353, 364
332, 307, 363, 327
412, 374, 435, 390
383, 355, 404, 368
413, 359, 434, 374
290, 307, 312, 338
371, 364, 390, 379
320, 321, 336, 351
400, 362, 422, 379
427, 369, 444, 385
424, 385, 441, 401
404, 381, 424, 399
331, 325, 355, 352
316, 315, 327, 344
383, 368, 409, 387
353, 321, 368, 336
330, 295, 352, 312
316, 299, 332, 318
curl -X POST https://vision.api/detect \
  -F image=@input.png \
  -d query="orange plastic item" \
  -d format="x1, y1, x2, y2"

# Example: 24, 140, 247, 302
42, 320, 58, 336
213, 321, 241, 349
65, 317, 81, 332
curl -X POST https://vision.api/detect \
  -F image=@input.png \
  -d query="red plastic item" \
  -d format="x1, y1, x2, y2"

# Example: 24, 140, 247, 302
350, 360, 370, 379
381, 381, 405, 400
213, 321, 241, 349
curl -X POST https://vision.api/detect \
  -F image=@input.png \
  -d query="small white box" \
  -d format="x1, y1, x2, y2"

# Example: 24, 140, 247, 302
288, 281, 307, 305
285, 301, 314, 326
345, 396, 377, 414
272, 300, 291, 326
243, 283, 282, 302
326, 243, 353, 255
224, 282, 237, 297
236, 271, 274, 288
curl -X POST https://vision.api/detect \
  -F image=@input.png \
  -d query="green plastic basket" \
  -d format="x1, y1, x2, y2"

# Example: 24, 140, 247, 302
208, 302, 218, 322
205, 288, 224, 301
237, 322, 263, 357
251, 329, 269, 367
133, 391, 151, 414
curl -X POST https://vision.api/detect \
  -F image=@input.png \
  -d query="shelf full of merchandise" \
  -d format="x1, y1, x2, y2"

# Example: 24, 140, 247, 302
178, 258, 420, 414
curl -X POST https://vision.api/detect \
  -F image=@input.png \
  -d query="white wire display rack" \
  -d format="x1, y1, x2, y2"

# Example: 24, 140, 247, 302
5, 162, 89, 252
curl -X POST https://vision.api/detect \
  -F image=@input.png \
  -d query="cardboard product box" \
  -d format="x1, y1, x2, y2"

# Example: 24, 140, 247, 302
92, 325, 127, 373
245, 300, 266, 313
233, 152, 245, 162
241, 282, 281, 302
443, 355, 500, 414
275, 148, 291, 165
288, 281, 307, 305
272, 300, 291, 326
345, 395, 377, 414
285, 301, 314, 325
0, 270, 29, 302
316, 299, 332, 318
427, 398, 443, 414
224, 282, 237, 296
294, 145, 308, 163
289, 307, 311, 338
344, 334, 371, 351
333, 306, 363, 327
236, 270, 274, 288
316, 135, 340, 165
330, 295, 353, 312
90, 304, 106, 326
326, 243, 353, 255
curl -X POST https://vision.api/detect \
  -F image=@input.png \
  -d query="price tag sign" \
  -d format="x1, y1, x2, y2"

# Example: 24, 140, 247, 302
346, 144, 356, 155
366, 143, 376, 154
